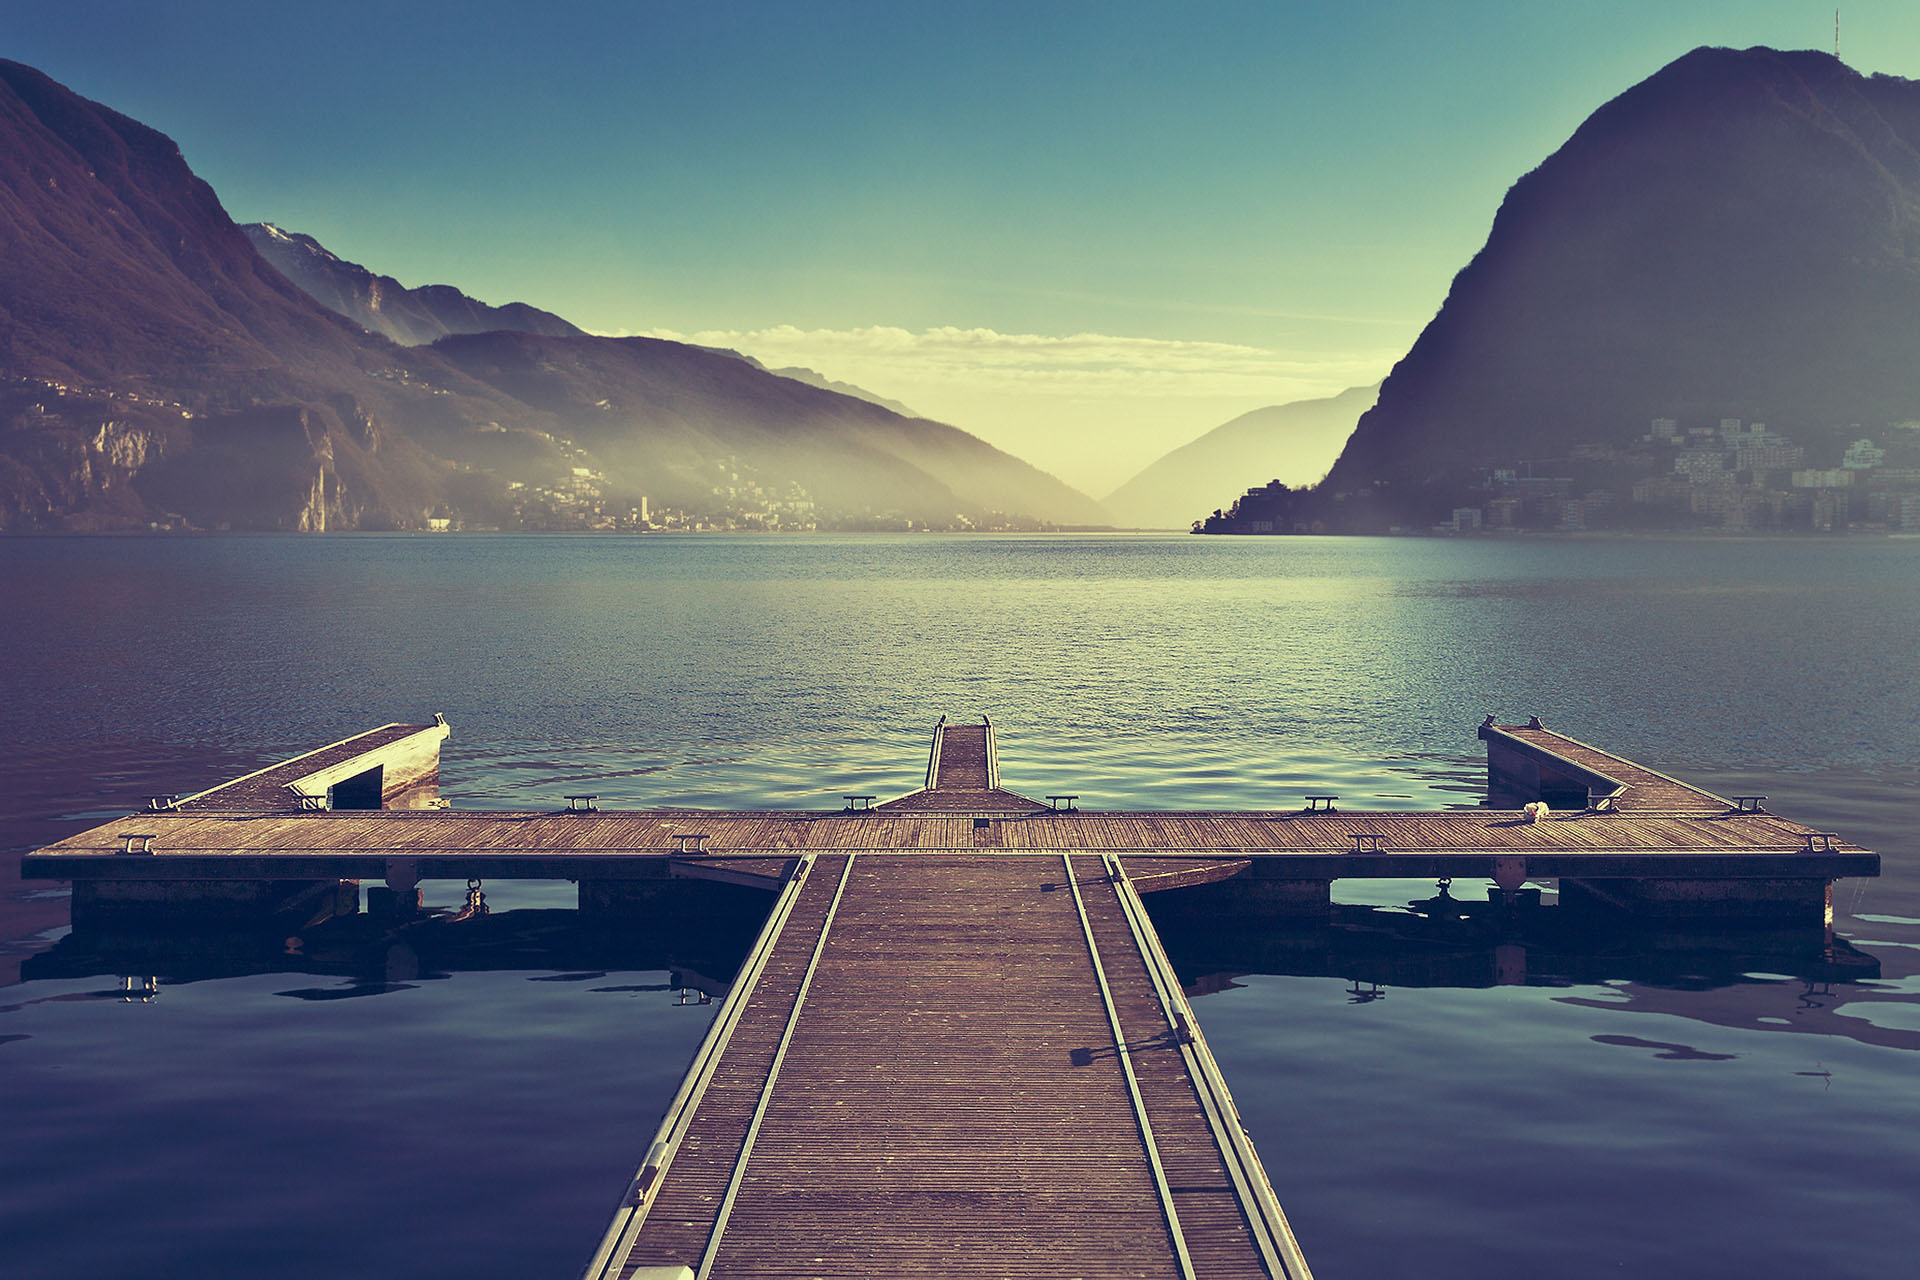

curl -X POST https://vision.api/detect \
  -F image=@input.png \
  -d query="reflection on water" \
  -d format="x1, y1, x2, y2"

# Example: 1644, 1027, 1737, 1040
4, 533, 1920, 1279
11, 889, 1918, 1279
18, 895, 1880, 1008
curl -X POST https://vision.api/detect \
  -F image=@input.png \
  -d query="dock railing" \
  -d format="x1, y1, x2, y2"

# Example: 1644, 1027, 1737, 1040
923, 715, 946, 791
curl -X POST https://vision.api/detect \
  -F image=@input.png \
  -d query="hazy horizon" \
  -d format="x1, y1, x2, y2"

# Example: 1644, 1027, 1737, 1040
10, 1, 1919, 491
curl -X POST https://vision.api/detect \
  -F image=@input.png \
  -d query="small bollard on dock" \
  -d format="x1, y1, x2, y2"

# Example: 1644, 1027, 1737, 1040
1349, 833, 1385, 853
843, 795, 876, 812
1046, 795, 1078, 812
1305, 795, 1338, 812
119, 833, 158, 854
565, 794, 600, 814
671, 832, 711, 855
1732, 795, 1768, 813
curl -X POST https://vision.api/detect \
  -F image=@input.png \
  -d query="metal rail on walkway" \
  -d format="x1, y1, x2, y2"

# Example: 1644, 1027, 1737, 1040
923, 716, 945, 790
694, 854, 858, 1279
1103, 852, 1317, 1280
582, 853, 826, 1280
1062, 853, 1197, 1280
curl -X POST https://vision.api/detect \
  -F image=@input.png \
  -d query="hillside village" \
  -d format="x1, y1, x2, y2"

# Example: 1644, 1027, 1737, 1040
1202, 416, 1920, 535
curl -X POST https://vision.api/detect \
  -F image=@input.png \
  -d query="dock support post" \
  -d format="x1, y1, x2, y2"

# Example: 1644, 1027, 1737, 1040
370, 858, 422, 919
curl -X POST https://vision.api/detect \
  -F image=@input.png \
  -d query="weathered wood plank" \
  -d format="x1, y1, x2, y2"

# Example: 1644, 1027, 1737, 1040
602, 854, 1303, 1279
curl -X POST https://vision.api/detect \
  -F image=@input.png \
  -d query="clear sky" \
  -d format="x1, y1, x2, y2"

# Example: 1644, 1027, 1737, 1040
8, 2, 1920, 493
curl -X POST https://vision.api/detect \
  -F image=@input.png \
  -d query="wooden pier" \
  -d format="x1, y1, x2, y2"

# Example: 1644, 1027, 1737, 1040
18, 716, 1879, 1279
584, 848, 1304, 1280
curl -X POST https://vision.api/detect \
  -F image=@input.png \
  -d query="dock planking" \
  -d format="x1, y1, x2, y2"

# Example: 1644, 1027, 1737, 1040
176, 719, 449, 811
22, 808, 1877, 881
16, 715, 1882, 1277
590, 852, 1305, 1280
878, 717, 1046, 815
1479, 718, 1727, 811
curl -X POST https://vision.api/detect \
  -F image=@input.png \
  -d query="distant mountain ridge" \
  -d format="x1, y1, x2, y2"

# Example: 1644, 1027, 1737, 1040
246, 222, 927, 422
1106, 384, 1377, 528
1318, 46, 1920, 526
420, 330, 1106, 526
693, 346, 921, 418
760, 362, 921, 419
243, 222, 585, 346
0, 58, 1103, 531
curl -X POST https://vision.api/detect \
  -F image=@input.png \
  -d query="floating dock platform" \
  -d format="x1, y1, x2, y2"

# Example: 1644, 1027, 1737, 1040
18, 716, 1878, 1279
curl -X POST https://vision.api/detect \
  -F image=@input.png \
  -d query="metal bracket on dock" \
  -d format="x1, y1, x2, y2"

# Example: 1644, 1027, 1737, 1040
1304, 795, 1338, 812
565, 794, 600, 814
1349, 833, 1385, 853
144, 795, 179, 812
843, 795, 876, 812
672, 832, 711, 855
1804, 832, 1840, 852
1046, 795, 1078, 812
1732, 795, 1769, 813
119, 833, 157, 855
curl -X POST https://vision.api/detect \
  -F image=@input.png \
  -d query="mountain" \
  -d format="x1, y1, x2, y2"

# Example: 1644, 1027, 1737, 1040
0, 64, 401, 396
0, 59, 1101, 531
243, 222, 584, 346
242, 223, 927, 426
760, 363, 920, 419
696, 347, 920, 418
1319, 46, 1920, 526
422, 330, 1107, 524
0, 58, 520, 530
1105, 384, 1377, 528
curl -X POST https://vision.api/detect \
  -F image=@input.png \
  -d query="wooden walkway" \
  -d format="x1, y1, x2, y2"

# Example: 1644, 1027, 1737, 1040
1479, 719, 1727, 811
877, 717, 1046, 814
23, 808, 1877, 885
16, 715, 1884, 1279
175, 720, 448, 811
587, 851, 1306, 1280
24, 716, 1876, 887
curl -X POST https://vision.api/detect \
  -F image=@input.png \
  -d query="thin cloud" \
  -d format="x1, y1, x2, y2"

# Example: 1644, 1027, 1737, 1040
628, 323, 1396, 400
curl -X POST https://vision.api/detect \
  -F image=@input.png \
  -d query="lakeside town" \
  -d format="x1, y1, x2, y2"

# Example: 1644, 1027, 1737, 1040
1202, 416, 1920, 535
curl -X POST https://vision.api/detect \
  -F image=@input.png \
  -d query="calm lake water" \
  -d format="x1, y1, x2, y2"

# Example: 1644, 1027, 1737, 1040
2, 533, 1917, 1280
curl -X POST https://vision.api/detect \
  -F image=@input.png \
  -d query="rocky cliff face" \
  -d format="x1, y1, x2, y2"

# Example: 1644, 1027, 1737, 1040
1320, 47, 1920, 525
